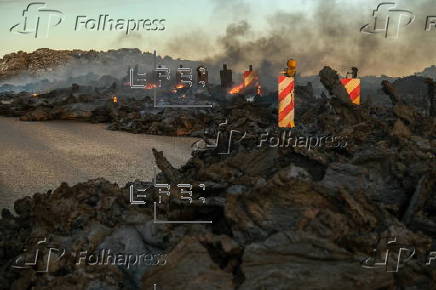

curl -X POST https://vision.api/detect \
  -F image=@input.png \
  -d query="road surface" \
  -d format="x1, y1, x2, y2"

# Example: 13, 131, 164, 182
0, 117, 196, 210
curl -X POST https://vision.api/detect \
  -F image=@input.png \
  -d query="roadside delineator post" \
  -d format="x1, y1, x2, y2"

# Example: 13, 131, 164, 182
340, 78, 361, 105
241, 64, 261, 95
341, 67, 360, 105
243, 65, 258, 88
278, 59, 296, 128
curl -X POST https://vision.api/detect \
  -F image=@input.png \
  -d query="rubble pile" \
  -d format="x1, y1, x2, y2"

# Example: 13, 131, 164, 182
0, 48, 77, 80
0, 84, 116, 123
0, 80, 319, 138
391, 76, 432, 116
108, 94, 276, 137
0, 48, 205, 88
0, 84, 272, 137
0, 66, 435, 289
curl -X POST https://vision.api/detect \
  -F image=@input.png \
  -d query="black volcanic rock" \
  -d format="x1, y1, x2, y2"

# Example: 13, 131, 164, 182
0, 66, 435, 289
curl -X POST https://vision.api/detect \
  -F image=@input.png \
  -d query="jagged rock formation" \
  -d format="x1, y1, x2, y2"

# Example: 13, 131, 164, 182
0, 48, 76, 80
0, 66, 435, 289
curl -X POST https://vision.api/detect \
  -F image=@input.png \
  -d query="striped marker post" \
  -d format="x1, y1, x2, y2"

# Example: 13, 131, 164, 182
278, 76, 295, 128
340, 78, 361, 105
243, 70, 258, 88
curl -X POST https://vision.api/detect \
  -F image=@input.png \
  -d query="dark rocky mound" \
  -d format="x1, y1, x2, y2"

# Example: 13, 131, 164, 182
0, 67, 435, 289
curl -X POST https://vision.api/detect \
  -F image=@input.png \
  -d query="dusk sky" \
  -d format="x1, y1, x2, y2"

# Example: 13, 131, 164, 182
3, 0, 297, 57
0, 0, 435, 76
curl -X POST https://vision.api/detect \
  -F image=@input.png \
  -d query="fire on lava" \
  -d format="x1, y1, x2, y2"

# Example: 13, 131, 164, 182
229, 83, 244, 95
144, 83, 157, 90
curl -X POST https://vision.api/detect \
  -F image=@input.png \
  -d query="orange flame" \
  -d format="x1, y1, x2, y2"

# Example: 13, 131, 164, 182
112, 96, 118, 103
171, 83, 186, 93
229, 83, 244, 95
144, 83, 157, 90
31, 93, 39, 97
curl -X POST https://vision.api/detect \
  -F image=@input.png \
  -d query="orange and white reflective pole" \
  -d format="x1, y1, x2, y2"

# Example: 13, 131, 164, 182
278, 59, 296, 128
278, 76, 295, 128
340, 78, 361, 105
243, 68, 257, 88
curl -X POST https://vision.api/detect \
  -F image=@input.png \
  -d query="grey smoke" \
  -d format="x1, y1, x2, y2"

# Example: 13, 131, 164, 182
2, 0, 435, 91
204, 0, 436, 79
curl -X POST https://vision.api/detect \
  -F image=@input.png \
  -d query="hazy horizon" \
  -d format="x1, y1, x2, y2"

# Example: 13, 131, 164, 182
1, 0, 435, 77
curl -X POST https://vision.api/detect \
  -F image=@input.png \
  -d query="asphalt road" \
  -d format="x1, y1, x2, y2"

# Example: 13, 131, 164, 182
0, 117, 196, 210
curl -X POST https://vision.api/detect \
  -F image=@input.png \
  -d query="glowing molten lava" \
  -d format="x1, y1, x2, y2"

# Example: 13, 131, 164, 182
229, 83, 244, 95
171, 83, 187, 93
144, 83, 157, 90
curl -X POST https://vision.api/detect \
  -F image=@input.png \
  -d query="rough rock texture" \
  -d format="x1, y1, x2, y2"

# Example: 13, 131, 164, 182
0, 83, 279, 137
0, 48, 205, 89
0, 48, 75, 80
0, 66, 435, 289
239, 231, 394, 290
0, 84, 115, 123
142, 237, 234, 289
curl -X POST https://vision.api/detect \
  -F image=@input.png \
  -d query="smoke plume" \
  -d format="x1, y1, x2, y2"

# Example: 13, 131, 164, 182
204, 0, 436, 79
